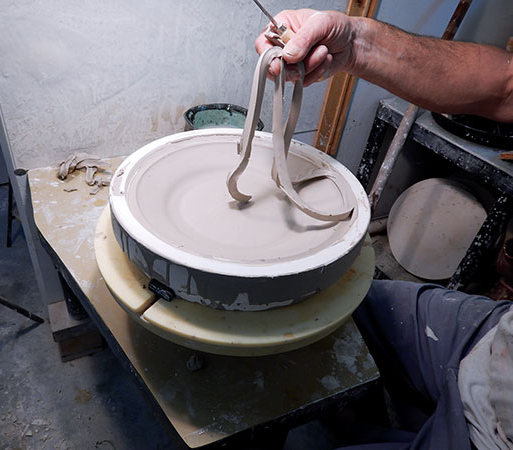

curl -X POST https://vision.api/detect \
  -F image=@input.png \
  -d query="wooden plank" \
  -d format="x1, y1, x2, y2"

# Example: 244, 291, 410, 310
500, 151, 513, 161
48, 300, 97, 342
314, 0, 380, 155
58, 330, 104, 362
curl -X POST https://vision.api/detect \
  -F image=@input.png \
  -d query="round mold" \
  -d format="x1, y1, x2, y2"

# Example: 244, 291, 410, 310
109, 128, 370, 310
95, 207, 375, 356
387, 177, 487, 280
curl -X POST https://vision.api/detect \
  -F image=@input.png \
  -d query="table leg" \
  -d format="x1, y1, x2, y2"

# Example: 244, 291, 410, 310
58, 272, 89, 320
356, 116, 389, 191
447, 194, 513, 292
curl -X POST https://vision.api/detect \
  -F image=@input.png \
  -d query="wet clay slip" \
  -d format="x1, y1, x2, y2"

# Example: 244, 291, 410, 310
109, 49, 370, 311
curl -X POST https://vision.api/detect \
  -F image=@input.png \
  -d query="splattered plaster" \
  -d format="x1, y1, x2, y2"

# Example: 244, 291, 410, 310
425, 326, 440, 341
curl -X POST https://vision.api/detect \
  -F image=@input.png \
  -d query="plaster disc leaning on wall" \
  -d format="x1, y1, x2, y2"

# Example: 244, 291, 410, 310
109, 128, 371, 311
387, 178, 488, 280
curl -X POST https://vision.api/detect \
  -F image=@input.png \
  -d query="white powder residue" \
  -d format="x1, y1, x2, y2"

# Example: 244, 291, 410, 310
320, 375, 340, 390
253, 371, 264, 390
220, 413, 241, 425
425, 325, 439, 341
331, 335, 360, 375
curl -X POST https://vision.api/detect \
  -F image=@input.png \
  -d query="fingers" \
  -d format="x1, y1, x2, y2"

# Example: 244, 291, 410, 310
255, 27, 283, 77
267, 64, 302, 83
254, 9, 341, 85
304, 53, 333, 86
256, 35, 330, 82
269, 59, 281, 77
281, 11, 332, 65
254, 10, 296, 58
255, 9, 314, 78
285, 64, 302, 82
255, 26, 275, 56
299, 44, 329, 76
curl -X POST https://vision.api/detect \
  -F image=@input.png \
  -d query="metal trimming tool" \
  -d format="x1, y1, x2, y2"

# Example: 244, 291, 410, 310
252, 0, 295, 46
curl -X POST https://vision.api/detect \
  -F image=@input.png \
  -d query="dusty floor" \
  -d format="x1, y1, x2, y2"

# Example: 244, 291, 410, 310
0, 187, 176, 449
0, 184, 359, 450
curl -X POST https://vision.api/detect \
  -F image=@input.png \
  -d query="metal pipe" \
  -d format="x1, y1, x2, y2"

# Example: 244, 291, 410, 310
0, 294, 44, 324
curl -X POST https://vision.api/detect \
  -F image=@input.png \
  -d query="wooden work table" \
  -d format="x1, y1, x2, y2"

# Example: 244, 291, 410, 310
28, 158, 378, 449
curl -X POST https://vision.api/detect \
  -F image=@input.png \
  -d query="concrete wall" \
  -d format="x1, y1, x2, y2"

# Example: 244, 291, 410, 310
0, 0, 347, 308
0, 0, 511, 176
1, 0, 510, 306
0, 0, 346, 170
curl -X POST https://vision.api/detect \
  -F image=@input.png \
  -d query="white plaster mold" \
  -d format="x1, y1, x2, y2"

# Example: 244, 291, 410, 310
109, 129, 370, 311
94, 207, 375, 356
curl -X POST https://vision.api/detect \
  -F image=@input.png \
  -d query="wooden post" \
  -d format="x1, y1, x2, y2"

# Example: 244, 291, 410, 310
314, 0, 381, 155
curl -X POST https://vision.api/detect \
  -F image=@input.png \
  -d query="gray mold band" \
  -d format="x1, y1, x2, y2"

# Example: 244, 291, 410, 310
109, 129, 370, 312
110, 208, 365, 311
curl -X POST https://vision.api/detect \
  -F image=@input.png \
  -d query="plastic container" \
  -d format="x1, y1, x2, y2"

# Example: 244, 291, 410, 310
183, 103, 264, 131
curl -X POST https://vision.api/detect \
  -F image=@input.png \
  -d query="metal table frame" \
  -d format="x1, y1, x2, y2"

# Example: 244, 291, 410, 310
357, 97, 513, 291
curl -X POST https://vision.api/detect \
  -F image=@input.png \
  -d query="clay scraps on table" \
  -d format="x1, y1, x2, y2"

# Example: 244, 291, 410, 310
57, 152, 112, 194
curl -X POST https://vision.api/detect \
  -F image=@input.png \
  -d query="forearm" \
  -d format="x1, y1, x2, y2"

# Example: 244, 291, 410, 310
350, 18, 513, 122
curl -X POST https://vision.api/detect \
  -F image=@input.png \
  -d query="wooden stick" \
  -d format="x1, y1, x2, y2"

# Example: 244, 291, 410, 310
500, 151, 513, 161
314, 0, 380, 155
442, 0, 473, 40
368, 103, 419, 211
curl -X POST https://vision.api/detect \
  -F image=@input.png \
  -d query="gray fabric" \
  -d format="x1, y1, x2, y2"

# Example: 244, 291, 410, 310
459, 307, 513, 449
341, 280, 512, 450
490, 309, 513, 443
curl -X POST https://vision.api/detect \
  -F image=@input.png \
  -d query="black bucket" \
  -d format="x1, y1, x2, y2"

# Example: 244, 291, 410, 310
183, 103, 264, 131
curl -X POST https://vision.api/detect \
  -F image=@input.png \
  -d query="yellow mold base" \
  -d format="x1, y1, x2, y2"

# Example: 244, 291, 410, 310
94, 207, 374, 356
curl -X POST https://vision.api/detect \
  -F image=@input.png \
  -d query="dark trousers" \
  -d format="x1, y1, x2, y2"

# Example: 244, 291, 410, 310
339, 280, 512, 450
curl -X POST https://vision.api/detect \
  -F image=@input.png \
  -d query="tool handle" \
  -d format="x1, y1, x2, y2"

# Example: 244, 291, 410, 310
278, 25, 295, 44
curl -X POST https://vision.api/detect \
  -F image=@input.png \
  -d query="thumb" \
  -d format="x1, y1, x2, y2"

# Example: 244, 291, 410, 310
282, 13, 330, 64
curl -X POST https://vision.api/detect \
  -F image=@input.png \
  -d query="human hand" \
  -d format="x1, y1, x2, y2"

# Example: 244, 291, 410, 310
254, 9, 357, 86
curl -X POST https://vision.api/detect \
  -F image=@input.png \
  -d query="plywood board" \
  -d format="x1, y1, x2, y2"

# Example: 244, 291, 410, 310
28, 157, 378, 448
